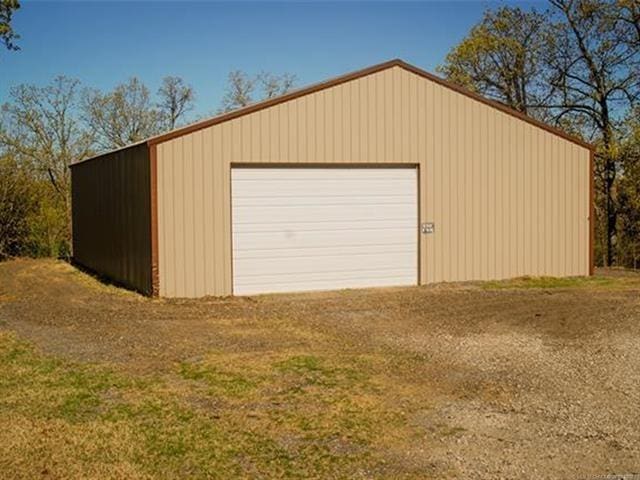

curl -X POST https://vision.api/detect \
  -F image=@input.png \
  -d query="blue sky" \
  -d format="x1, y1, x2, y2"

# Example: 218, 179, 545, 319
1, 1, 543, 118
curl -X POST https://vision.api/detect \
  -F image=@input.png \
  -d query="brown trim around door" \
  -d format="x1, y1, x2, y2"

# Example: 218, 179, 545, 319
416, 163, 422, 286
228, 165, 235, 295
230, 162, 420, 169
149, 143, 160, 296
228, 163, 422, 291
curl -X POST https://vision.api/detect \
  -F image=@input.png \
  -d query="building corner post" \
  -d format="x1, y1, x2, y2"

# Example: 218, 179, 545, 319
149, 142, 160, 296
589, 149, 595, 276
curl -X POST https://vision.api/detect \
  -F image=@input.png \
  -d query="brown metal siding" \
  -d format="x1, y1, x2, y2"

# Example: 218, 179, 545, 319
156, 66, 591, 297
71, 143, 152, 294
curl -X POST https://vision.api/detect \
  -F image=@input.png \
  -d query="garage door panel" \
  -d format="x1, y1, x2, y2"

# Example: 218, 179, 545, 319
233, 218, 417, 233
234, 242, 416, 260
232, 167, 417, 295
234, 251, 417, 277
234, 269, 416, 295
233, 204, 415, 224
232, 193, 415, 207
234, 229, 416, 250
232, 179, 416, 197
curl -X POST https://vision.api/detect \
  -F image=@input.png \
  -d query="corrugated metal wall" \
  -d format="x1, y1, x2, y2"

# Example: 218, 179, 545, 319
156, 66, 591, 297
71, 143, 152, 294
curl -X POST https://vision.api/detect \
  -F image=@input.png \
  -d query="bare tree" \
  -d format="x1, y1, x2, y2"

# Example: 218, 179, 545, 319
441, 0, 640, 267
0, 0, 20, 52
258, 72, 297, 100
545, 0, 640, 266
0, 76, 93, 209
219, 70, 256, 113
83, 77, 163, 150
0, 76, 94, 255
438, 6, 549, 116
219, 70, 296, 113
157, 76, 195, 130
615, 0, 640, 47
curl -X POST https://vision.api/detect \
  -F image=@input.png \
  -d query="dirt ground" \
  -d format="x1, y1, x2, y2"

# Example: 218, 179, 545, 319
1, 258, 640, 479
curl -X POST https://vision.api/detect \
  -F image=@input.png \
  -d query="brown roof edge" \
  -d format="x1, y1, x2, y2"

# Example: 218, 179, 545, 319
147, 58, 594, 151
69, 140, 148, 168
146, 59, 400, 146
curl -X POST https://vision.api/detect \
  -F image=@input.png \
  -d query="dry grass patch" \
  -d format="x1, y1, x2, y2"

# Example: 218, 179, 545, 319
0, 332, 413, 479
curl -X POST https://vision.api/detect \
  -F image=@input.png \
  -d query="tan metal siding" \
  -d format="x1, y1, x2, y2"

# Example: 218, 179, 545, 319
71, 144, 152, 294
157, 66, 591, 297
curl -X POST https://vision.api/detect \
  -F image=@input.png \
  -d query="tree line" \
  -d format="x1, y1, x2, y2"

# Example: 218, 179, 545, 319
0, 72, 296, 260
0, 75, 194, 258
2, 0, 639, 269
1, 1, 298, 259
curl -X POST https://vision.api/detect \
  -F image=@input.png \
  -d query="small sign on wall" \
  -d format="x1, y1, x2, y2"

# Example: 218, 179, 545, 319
421, 222, 435, 234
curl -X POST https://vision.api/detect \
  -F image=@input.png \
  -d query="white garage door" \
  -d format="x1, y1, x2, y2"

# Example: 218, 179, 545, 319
231, 167, 418, 295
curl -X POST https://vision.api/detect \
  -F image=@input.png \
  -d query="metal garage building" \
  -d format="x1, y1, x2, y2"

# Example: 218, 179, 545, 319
70, 59, 594, 298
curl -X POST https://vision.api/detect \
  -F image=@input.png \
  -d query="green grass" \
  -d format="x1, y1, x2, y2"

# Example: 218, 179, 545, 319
179, 361, 258, 396
0, 332, 400, 479
274, 354, 368, 388
480, 275, 637, 290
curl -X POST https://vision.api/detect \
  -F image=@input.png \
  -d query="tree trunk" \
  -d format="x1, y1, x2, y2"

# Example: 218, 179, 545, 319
604, 157, 616, 266
601, 117, 616, 267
